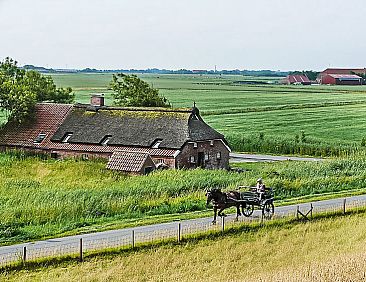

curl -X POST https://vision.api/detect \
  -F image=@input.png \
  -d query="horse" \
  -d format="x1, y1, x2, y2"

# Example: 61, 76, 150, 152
206, 188, 242, 224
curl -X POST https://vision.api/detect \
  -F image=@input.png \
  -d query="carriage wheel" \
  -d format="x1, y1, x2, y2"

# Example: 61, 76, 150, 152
262, 202, 274, 219
242, 203, 254, 217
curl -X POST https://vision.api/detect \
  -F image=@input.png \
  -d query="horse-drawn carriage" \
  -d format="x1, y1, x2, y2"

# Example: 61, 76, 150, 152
206, 185, 275, 224
238, 186, 274, 219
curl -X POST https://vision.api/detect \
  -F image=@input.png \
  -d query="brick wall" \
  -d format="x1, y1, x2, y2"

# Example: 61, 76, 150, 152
176, 140, 230, 170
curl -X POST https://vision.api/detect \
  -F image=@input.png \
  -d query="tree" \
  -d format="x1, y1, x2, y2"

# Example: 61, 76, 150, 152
0, 57, 74, 123
110, 73, 170, 107
289, 70, 319, 81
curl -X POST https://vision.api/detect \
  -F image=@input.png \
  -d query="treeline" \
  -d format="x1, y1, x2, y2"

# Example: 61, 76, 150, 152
227, 133, 363, 157
22, 65, 289, 76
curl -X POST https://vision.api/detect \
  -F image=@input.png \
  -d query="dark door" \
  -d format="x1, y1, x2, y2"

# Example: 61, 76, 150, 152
197, 152, 205, 168
144, 166, 154, 175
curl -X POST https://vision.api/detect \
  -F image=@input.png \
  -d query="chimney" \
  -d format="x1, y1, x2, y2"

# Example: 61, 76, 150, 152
91, 94, 105, 107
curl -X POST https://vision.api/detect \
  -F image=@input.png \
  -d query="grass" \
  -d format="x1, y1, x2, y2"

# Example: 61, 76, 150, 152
2, 150, 366, 245
48, 73, 366, 156
3, 210, 366, 281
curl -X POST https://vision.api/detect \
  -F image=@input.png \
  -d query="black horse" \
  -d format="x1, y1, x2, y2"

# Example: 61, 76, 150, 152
206, 188, 241, 224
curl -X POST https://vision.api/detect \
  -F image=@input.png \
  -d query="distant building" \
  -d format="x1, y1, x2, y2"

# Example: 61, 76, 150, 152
281, 75, 311, 85
0, 96, 230, 174
317, 68, 366, 85
319, 74, 362, 85
321, 68, 366, 75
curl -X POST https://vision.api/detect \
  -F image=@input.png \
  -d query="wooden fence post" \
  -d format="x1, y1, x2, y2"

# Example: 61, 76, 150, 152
132, 230, 135, 248
310, 203, 313, 219
23, 246, 27, 263
296, 206, 299, 220
178, 222, 181, 243
343, 199, 346, 215
222, 216, 225, 232
79, 238, 83, 262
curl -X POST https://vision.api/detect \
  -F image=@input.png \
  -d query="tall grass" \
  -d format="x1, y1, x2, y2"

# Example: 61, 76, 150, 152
2, 151, 366, 244
227, 133, 363, 157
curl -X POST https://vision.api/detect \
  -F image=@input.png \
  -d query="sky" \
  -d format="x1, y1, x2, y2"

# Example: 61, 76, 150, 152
0, 0, 365, 71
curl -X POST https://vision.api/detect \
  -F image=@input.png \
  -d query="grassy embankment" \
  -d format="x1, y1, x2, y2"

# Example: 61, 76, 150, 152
2, 151, 366, 245
50, 73, 366, 157
3, 210, 366, 281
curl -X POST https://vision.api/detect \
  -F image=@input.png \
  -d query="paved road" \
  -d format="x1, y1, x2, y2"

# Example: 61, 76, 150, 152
1, 194, 365, 265
230, 153, 323, 163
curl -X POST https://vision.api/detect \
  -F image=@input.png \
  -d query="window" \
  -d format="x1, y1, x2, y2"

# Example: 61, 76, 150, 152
189, 156, 195, 163
101, 135, 112, 146
216, 152, 221, 160
193, 142, 198, 148
34, 133, 46, 144
152, 140, 162, 148
50, 152, 58, 159
62, 133, 73, 143
81, 154, 89, 160
210, 140, 214, 146
205, 154, 209, 161
157, 159, 165, 164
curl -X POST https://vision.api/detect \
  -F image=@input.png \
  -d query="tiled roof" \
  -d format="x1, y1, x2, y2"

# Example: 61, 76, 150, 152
0, 103, 73, 148
287, 75, 310, 84
106, 150, 153, 172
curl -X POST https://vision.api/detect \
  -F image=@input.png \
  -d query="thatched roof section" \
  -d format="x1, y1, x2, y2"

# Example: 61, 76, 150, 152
51, 104, 225, 149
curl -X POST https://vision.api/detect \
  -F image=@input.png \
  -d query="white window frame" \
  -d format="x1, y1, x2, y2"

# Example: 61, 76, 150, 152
216, 152, 221, 160
205, 153, 209, 161
152, 140, 162, 148
101, 136, 112, 146
62, 133, 73, 143
34, 133, 47, 144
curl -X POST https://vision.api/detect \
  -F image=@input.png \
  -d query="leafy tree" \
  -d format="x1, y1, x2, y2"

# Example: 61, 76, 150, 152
110, 73, 170, 107
0, 57, 74, 123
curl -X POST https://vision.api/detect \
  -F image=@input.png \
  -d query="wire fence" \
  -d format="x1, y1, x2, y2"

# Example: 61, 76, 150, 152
1, 197, 366, 269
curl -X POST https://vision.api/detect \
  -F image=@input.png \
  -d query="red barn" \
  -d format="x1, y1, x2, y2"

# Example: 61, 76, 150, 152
281, 75, 311, 85
318, 68, 366, 85
320, 74, 362, 85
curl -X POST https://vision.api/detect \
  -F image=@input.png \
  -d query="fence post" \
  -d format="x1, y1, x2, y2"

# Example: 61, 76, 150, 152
343, 198, 346, 215
222, 216, 225, 232
261, 213, 264, 225
310, 203, 313, 219
296, 205, 299, 220
79, 238, 83, 262
132, 230, 135, 248
178, 222, 181, 243
23, 246, 27, 264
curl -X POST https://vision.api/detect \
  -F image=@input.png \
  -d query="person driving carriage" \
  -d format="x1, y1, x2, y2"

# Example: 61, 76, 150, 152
256, 178, 266, 201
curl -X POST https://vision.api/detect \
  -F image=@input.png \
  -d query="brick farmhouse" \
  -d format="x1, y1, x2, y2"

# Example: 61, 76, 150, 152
0, 96, 230, 174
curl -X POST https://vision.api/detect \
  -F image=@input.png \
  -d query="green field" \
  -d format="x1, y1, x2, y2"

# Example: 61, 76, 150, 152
4, 211, 366, 281
2, 150, 366, 245
50, 73, 366, 156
